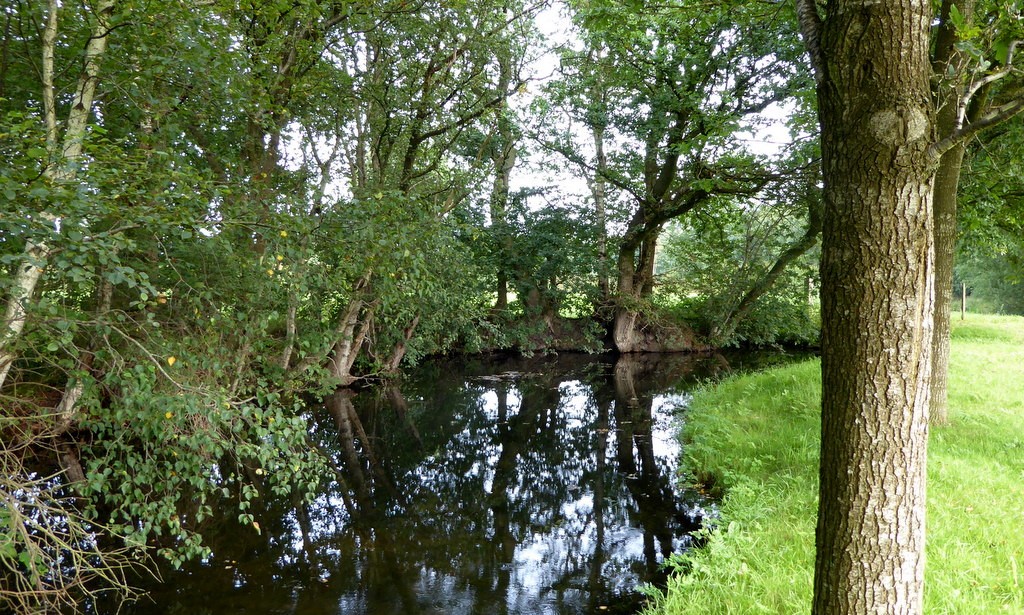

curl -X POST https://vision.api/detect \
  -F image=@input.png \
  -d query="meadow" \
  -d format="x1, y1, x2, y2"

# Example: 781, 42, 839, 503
649, 314, 1024, 614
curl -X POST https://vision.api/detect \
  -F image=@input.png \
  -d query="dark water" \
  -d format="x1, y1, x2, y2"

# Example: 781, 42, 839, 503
115, 351, 801, 615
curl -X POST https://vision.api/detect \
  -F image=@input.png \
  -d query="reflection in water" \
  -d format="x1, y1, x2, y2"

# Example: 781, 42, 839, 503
116, 351, 797, 615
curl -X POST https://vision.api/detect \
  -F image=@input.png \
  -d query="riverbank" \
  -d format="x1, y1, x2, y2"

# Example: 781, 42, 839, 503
649, 313, 1024, 614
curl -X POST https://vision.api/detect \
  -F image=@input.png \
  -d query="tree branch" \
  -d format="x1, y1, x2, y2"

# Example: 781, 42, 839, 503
794, 0, 826, 87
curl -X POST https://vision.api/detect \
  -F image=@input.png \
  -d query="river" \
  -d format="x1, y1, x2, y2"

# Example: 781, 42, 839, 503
111, 350, 802, 615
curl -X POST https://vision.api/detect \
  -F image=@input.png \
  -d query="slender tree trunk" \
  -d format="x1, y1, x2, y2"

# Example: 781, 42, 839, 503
327, 273, 373, 385
383, 314, 419, 373
802, 1, 936, 613
489, 51, 518, 313
328, 300, 372, 386
280, 299, 297, 371
638, 231, 658, 298
590, 124, 610, 301
929, 143, 965, 426
0, 0, 115, 391
490, 139, 517, 311
928, 0, 974, 426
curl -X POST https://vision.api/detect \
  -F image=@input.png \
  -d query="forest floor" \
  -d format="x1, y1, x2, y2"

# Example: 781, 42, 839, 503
648, 313, 1024, 614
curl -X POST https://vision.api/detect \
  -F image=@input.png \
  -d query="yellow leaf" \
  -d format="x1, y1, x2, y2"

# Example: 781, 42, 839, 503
167, 356, 177, 366
252, 521, 261, 535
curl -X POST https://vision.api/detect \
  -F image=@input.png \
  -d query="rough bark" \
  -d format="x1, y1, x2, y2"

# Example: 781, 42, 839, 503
801, 0, 936, 613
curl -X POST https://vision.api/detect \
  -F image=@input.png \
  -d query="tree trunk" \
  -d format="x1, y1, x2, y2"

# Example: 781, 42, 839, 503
612, 231, 696, 352
929, 143, 965, 426
0, 0, 114, 391
383, 314, 419, 373
590, 123, 610, 301
637, 231, 658, 298
803, 1, 936, 613
613, 242, 643, 352
490, 139, 516, 312
928, 0, 974, 426
489, 51, 518, 313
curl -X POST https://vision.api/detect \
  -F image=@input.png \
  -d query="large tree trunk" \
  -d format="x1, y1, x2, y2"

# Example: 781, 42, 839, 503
803, 1, 936, 613
613, 241, 645, 352
612, 235, 696, 353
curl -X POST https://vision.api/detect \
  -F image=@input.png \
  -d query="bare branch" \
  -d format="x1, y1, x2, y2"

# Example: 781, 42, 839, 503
957, 40, 1019, 129
931, 91, 1024, 159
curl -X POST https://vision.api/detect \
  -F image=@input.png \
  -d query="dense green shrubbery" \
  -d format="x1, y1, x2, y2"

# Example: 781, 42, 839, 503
656, 211, 820, 347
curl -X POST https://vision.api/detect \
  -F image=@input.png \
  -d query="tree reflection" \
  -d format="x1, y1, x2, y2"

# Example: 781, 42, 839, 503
116, 351, 794, 615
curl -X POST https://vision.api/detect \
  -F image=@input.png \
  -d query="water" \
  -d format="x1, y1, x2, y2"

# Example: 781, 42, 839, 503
115, 350, 801, 615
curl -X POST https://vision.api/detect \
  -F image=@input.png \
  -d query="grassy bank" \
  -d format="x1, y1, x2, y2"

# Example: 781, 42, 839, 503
648, 313, 1024, 614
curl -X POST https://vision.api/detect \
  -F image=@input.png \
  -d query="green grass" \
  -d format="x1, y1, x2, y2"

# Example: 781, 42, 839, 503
648, 313, 1024, 614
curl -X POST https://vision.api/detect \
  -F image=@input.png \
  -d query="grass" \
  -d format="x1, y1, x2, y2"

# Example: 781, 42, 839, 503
648, 313, 1024, 614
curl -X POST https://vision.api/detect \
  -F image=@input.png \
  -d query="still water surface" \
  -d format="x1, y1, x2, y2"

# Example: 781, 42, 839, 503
119, 351, 799, 615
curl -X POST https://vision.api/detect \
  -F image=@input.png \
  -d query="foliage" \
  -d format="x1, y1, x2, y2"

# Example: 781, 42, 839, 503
1, 0, 538, 609
1, 0, 1020, 609
538, 0, 818, 352
657, 198, 819, 346
956, 120, 1024, 315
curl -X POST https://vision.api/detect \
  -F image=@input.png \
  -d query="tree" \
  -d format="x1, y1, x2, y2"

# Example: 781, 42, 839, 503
797, 0, 940, 611
546, 0, 809, 351
0, 1, 542, 610
0, 0, 114, 392
928, 0, 1024, 424
659, 175, 822, 346
955, 117, 1024, 314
